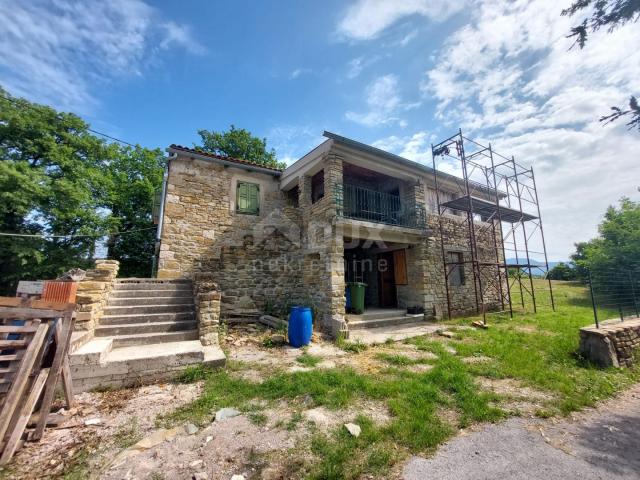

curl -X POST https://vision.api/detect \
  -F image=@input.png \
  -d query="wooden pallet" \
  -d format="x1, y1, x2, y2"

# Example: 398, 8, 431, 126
0, 297, 75, 464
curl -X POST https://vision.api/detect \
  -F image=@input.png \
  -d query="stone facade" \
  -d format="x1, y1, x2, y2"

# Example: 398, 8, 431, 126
579, 318, 640, 367
75, 259, 120, 333
157, 147, 507, 336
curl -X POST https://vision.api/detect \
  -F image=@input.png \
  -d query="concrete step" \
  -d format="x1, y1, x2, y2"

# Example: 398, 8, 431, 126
114, 280, 192, 292
70, 338, 113, 366
108, 296, 195, 307
111, 330, 200, 348
110, 289, 193, 299
346, 309, 406, 321
348, 314, 425, 331
100, 311, 195, 326
70, 340, 226, 393
103, 304, 195, 316
95, 320, 198, 337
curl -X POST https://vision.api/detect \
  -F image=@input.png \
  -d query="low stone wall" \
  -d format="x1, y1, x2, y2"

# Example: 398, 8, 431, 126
193, 273, 221, 346
579, 317, 640, 367
75, 260, 120, 333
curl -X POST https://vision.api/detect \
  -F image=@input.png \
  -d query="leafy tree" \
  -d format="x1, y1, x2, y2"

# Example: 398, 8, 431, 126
562, 0, 640, 131
196, 125, 285, 169
570, 198, 640, 274
104, 146, 164, 277
0, 88, 163, 293
547, 262, 578, 280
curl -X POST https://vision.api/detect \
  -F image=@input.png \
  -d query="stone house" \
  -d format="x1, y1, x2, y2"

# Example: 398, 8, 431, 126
156, 131, 507, 337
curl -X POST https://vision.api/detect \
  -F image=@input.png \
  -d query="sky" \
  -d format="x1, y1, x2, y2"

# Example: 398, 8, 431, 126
0, 0, 639, 261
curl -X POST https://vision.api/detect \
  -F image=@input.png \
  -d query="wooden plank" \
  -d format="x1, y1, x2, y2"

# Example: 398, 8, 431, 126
0, 323, 48, 443
0, 297, 75, 313
55, 325, 74, 409
0, 326, 38, 334
0, 368, 49, 464
0, 340, 28, 350
0, 355, 19, 362
0, 308, 64, 320
32, 315, 74, 440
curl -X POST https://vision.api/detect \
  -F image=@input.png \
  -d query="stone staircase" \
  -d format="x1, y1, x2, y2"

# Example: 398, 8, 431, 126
96, 279, 199, 347
70, 279, 225, 392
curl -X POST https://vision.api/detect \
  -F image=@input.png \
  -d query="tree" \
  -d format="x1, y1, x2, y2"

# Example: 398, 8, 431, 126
196, 125, 285, 169
0, 88, 163, 293
570, 197, 640, 273
562, 0, 640, 131
104, 146, 164, 277
547, 262, 578, 281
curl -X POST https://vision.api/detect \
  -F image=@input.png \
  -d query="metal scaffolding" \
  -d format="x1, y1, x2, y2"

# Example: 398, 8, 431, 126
431, 129, 555, 322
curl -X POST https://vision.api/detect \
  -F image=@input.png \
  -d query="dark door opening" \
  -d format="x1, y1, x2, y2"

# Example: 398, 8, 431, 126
378, 251, 397, 308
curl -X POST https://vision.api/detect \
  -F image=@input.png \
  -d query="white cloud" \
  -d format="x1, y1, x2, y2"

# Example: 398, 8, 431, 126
0, 0, 205, 112
421, 0, 640, 259
267, 125, 324, 166
290, 68, 312, 79
337, 0, 466, 40
346, 74, 418, 127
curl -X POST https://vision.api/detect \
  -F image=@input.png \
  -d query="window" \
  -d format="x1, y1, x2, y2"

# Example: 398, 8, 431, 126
236, 182, 260, 215
447, 251, 465, 286
311, 170, 324, 204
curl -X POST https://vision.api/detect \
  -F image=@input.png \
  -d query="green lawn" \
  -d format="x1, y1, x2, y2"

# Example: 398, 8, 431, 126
166, 280, 639, 479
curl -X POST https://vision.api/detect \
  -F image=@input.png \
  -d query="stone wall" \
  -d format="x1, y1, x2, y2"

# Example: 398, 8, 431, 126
75, 260, 120, 333
158, 156, 308, 321
192, 273, 221, 346
420, 214, 505, 318
579, 318, 640, 367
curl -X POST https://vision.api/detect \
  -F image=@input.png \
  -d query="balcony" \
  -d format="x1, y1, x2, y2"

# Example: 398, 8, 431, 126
335, 183, 426, 230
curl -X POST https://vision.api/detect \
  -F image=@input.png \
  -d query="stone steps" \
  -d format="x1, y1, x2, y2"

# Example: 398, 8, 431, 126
70, 339, 225, 393
110, 289, 192, 299
95, 320, 198, 337
103, 304, 195, 316
100, 312, 195, 325
113, 281, 192, 291
108, 296, 194, 306
110, 330, 200, 348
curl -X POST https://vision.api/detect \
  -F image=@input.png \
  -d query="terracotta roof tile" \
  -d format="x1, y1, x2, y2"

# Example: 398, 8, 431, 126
168, 144, 283, 172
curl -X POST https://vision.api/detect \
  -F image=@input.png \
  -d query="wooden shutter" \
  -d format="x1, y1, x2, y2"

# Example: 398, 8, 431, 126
393, 249, 408, 285
237, 182, 259, 214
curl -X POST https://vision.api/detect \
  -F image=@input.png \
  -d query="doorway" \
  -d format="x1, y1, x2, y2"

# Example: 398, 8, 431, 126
377, 252, 397, 307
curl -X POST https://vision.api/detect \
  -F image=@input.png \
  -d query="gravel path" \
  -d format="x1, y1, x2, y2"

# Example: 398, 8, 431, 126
403, 383, 640, 480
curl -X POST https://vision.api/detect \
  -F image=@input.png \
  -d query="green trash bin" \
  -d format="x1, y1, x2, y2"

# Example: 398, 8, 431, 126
349, 282, 367, 314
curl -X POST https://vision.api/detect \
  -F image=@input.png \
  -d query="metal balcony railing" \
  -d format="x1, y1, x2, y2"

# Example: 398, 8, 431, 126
335, 183, 426, 229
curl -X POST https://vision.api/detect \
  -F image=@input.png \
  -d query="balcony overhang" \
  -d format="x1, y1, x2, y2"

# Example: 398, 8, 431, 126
336, 217, 427, 244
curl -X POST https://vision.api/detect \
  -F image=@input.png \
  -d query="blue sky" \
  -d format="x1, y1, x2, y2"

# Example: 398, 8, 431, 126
1, 0, 639, 260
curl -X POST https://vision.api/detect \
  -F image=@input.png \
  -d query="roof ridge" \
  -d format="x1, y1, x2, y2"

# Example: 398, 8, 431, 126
169, 144, 284, 172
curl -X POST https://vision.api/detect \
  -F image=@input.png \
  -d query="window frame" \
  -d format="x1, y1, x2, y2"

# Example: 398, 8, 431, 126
236, 181, 260, 215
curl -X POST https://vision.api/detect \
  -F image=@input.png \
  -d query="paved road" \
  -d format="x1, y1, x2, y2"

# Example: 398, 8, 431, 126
403, 384, 640, 480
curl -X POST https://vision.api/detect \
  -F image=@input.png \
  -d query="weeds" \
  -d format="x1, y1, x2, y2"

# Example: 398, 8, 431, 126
296, 352, 321, 367
113, 417, 142, 449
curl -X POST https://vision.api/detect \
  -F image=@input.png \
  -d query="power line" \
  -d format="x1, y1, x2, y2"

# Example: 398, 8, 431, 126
0, 94, 138, 147
0, 227, 156, 239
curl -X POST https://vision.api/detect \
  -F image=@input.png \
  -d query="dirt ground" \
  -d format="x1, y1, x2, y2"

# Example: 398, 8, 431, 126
0, 324, 621, 480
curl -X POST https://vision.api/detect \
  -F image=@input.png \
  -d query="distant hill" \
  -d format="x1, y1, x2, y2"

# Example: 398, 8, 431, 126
506, 259, 565, 274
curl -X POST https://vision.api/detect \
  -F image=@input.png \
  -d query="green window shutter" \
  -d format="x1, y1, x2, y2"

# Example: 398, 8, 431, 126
237, 182, 259, 214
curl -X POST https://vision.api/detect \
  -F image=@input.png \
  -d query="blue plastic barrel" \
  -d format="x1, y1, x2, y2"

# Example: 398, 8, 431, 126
288, 306, 313, 348
345, 285, 351, 310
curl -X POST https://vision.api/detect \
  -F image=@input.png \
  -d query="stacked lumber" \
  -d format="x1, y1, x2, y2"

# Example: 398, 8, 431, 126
0, 297, 75, 464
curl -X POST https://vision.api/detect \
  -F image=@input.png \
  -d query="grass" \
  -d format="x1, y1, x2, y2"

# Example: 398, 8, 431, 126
161, 280, 639, 478
297, 352, 322, 367
112, 417, 142, 449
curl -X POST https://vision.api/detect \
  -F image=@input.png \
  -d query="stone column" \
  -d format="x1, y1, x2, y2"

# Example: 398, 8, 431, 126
75, 260, 120, 334
193, 274, 221, 346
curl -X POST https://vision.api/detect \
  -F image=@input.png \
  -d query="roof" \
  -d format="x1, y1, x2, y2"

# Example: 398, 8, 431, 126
168, 144, 283, 176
